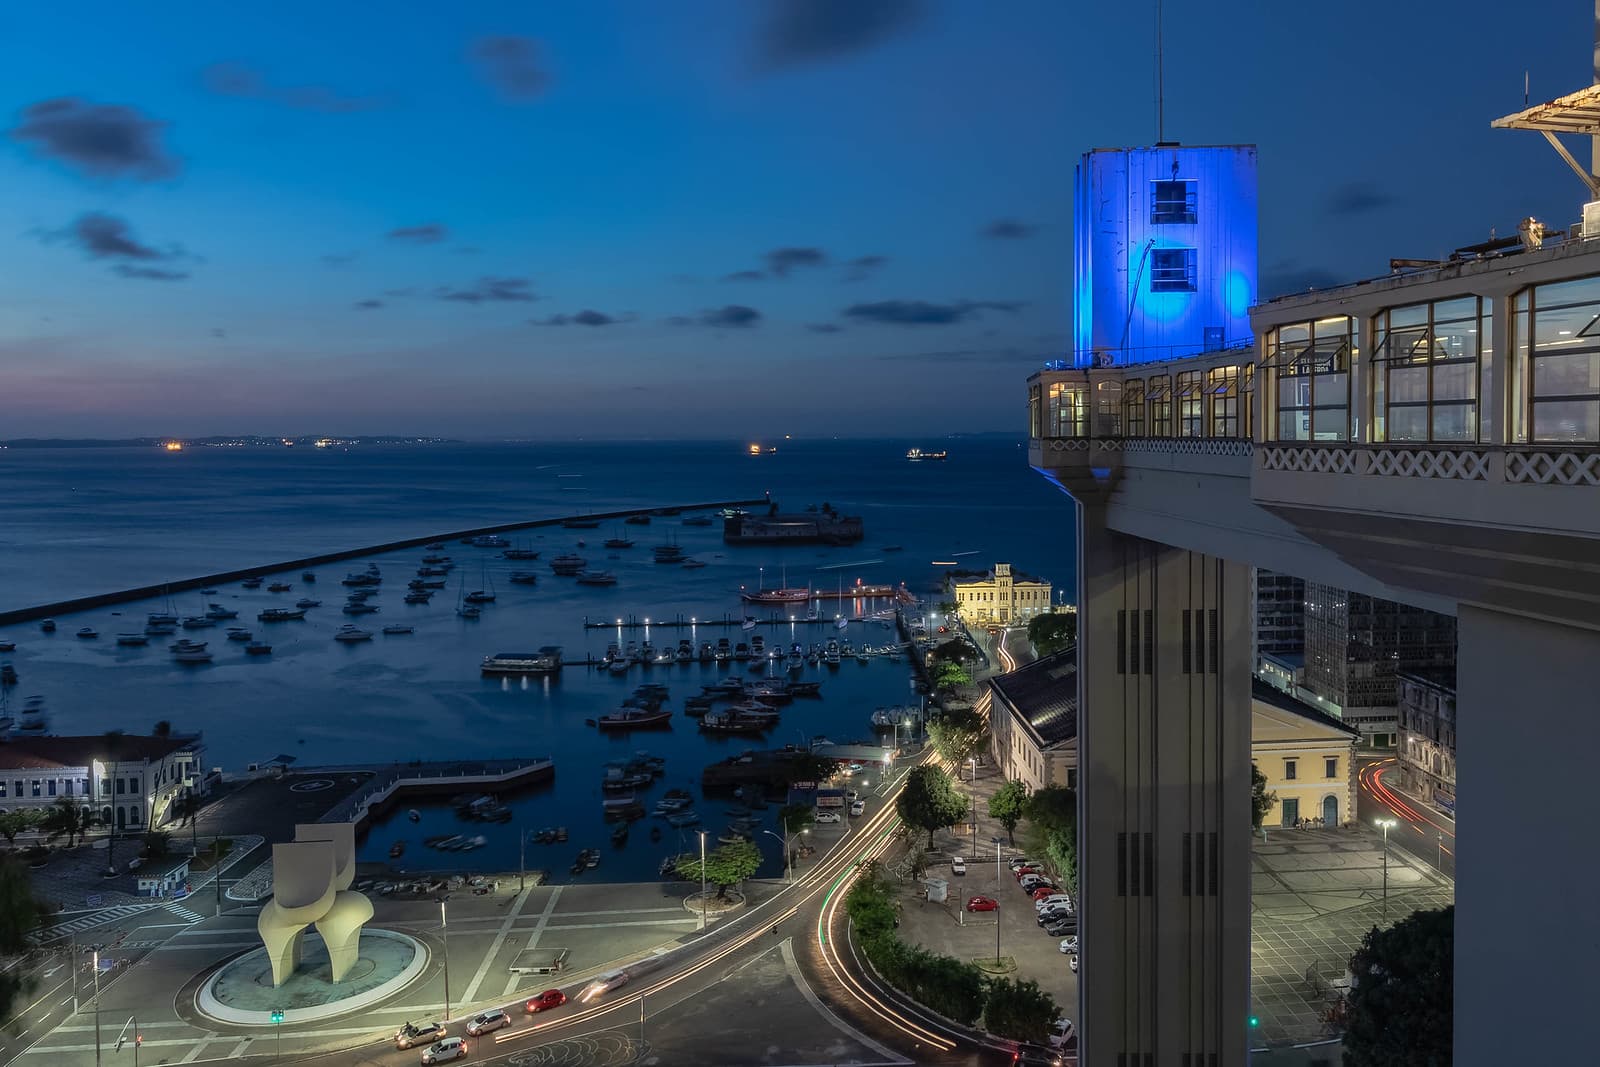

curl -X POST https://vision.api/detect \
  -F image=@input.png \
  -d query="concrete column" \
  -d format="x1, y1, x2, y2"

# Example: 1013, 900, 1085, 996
1455, 606, 1600, 1066
1076, 501, 1252, 1066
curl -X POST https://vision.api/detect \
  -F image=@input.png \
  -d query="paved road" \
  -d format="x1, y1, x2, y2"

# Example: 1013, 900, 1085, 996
1356, 756, 1455, 881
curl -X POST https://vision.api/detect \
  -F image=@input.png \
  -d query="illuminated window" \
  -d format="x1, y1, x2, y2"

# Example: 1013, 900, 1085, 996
1151, 248, 1197, 293
1177, 371, 1203, 436
1208, 365, 1240, 436
1147, 375, 1172, 435
1512, 275, 1600, 443
1123, 379, 1146, 437
1151, 180, 1197, 224
1373, 297, 1482, 443
1267, 318, 1352, 441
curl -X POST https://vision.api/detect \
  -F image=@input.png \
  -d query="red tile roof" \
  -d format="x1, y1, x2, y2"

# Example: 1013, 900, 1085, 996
0, 735, 196, 771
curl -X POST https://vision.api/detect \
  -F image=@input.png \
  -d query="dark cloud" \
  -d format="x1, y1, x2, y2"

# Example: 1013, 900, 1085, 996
844, 254, 887, 282
112, 264, 188, 281
353, 299, 384, 310
10, 97, 177, 179
722, 270, 767, 282
983, 219, 1037, 240
671, 305, 762, 328
806, 323, 844, 334
436, 277, 536, 303
321, 252, 358, 268
1326, 181, 1393, 216
531, 309, 627, 327
64, 212, 164, 260
841, 298, 1024, 326
470, 36, 551, 101
211, 328, 227, 339
203, 63, 385, 113
765, 246, 827, 277
388, 223, 449, 244
876, 346, 1042, 363
1263, 261, 1343, 298
758, 0, 927, 69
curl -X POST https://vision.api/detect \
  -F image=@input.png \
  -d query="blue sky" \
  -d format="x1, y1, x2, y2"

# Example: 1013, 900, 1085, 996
0, 0, 1588, 438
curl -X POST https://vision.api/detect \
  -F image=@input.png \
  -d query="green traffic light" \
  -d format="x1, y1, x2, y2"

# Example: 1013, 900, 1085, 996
1249, 1016, 1259, 1027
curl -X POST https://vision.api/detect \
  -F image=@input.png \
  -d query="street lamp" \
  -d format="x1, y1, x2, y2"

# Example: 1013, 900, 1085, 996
437, 896, 451, 1021
991, 837, 1004, 964
1375, 818, 1396, 920
697, 830, 708, 931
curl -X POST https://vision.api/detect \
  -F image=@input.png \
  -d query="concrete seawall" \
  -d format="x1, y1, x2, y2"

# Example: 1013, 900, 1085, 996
0, 496, 767, 626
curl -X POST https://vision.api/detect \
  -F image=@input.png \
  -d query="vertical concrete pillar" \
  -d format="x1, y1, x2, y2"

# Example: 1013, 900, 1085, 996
1076, 500, 1252, 1065
1455, 606, 1600, 1066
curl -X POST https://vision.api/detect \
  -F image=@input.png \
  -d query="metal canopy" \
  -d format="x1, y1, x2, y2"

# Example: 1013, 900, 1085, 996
1492, 83, 1600, 198
1492, 83, 1600, 134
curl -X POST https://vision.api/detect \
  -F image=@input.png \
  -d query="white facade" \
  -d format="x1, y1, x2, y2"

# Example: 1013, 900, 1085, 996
0, 734, 207, 831
948, 563, 1053, 626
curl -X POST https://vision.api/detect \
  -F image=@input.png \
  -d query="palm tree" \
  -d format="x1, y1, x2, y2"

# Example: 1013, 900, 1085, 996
40, 798, 92, 848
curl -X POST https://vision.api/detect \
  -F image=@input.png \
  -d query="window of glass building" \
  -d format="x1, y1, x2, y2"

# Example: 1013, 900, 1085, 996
1123, 379, 1146, 437
1027, 381, 1041, 438
1148, 375, 1172, 435
1266, 318, 1353, 441
1372, 297, 1482, 442
1151, 247, 1197, 292
1151, 179, 1197, 224
1176, 370, 1202, 436
1513, 275, 1600, 443
1047, 381, 1086, 437
1242, 362, 1256, 438
1207, 365, 1240, 436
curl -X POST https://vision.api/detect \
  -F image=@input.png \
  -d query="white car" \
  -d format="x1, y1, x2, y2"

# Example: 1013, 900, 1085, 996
1035, 894, 1074, 912
849, 800, 865, 817
815, 810, 842, 824
1058, 935, 1079, 954
421, 1037, 467, 1064
581, 969, 630, 1003
1019, 874, 1055, 893
465, 1009, 508, 1036
1048, 1018, 1077, 1050
951, 856, 967, 875
1007, 857, 1035, 871
1068, 952, 1079, 974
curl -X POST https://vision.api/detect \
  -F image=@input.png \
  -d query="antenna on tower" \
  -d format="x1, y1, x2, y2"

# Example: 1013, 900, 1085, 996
1155, 0, 1166, 143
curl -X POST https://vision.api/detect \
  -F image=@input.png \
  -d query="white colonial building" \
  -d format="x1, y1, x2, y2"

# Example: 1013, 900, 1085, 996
947, 563, 1053, 626
0, 732, 207, 831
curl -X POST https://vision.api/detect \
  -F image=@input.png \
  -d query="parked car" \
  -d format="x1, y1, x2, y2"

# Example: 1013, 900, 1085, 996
849, 800, 865, 817
1067, 952, 1079, 974
1058, 936, 1079, 954
396, 1022, 447, 1050
1019, 875, 1054, 893
1048, 1018, 1077, 1050
525, 989, 567, 1014
581, 969, 630, 1002
466, 1010, 508, 1036
1013, 865, 1042, 879
421, 1037, 468, 1064
1043, 917, 1078, 937
1034, 894, 1074, 911
951, 856, 967, 875
1029, 886, 1064, 902
815, 810, 842, 824
1038, 907, 1074, 926
966, 895, 998, 912
1007, 857, 1035, 871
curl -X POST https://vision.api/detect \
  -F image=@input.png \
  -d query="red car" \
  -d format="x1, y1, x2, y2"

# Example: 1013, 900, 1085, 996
1013, 866, 1042, 879
966, 895, 998, 912
1030, 886, 1061, 901
525, 989, 567, 1014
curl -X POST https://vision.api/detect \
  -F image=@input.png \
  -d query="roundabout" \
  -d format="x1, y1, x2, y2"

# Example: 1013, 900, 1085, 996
197, 927, 428, 1026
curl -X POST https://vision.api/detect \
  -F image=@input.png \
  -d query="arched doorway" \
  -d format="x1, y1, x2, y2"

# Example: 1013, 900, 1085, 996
100, 806, 112, 827
1322, 795, 1339, 826
115, 806, 126, 830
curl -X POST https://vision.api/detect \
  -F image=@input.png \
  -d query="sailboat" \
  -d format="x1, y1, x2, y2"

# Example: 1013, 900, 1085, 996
740, 565, 810, 604
463, 563, 497, 604
456, 573, 482, 619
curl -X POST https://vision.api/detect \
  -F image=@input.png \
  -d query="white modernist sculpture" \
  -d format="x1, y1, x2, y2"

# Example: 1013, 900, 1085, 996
256, 822, 374, 986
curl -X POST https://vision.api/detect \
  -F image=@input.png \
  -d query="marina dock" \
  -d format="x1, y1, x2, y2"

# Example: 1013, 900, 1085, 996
582, 610, 907, 631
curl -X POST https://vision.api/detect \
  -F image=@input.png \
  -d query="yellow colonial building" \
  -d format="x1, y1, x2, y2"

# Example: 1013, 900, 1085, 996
989, 655, 1359, 829
948, 562, 1053, 626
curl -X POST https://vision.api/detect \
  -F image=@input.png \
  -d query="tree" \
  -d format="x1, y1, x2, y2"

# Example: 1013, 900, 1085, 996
0, 858, 44, 1022
151, 720, 172, 738
1251, 763, 1276, 831
40, 799, 93, 849
988, 779, 1029, 846
674, 839, 760, 900
782, 751, 838, 786
982, 976, 1060, 1042
142, 831, 171, 860
927, 706, 989, 766
0, 811, 38, 848
1023, 787, 1078, 894
776, 803, 814, 835
933, 661, 973, 690
896, 766, 969, 848
1026, 612, 1077, 657
1339, 905, 1453, 1066
931, 638, 975, 665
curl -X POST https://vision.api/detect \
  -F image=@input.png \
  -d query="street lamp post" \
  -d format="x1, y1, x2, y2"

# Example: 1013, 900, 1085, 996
438, 896, 451, 1020
760, 816, 795, 881
519, 828, 528, 891
1375, 818, 1396, 920
697, 831, 708, 931
991, 837, 1003, 964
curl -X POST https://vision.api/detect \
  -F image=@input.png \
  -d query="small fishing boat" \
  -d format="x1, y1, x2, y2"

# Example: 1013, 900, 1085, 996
267, 581, 292, 593
382, 625, 415, 635
509, 571, 539, 584
116, 633, 149, 646
40, 619, 56, 633
389, 841, 406, 858
408, 809, 421, 822
302, 571, 317, 582
205, 603, 239, 620
245, 642, 272, 655
295, 598, 321, 609
334, 625, 373, 642
76, 627, 98, 639
610, 824, 629, 846
241, 577, 263, 589
596, 708, 672, 731
575, 570, 618, 586
226, 628, 253, 642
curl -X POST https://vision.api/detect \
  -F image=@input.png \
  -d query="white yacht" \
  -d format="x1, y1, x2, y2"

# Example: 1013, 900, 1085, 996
334, 625, 373, 642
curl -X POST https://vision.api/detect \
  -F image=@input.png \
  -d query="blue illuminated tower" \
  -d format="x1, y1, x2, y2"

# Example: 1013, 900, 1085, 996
1073, 145, 1257, 367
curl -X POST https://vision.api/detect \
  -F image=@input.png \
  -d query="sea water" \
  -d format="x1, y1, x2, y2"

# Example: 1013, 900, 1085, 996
0, 438, 1074, 880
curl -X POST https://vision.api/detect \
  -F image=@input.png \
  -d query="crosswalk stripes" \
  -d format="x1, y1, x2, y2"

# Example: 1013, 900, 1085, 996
164, 903, 205, 923
30, 903, 156, 943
